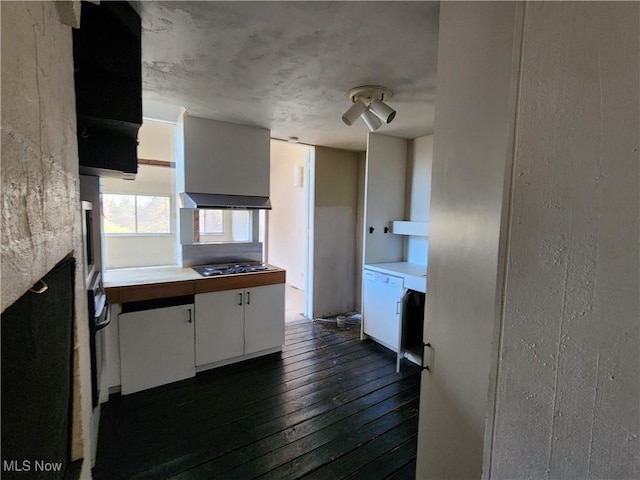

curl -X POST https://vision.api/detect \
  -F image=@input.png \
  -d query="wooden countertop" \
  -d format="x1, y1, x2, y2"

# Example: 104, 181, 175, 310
104, 265, 286, 304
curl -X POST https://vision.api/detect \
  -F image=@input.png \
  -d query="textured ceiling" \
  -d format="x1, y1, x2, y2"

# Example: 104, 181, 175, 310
135, 1, 440, 151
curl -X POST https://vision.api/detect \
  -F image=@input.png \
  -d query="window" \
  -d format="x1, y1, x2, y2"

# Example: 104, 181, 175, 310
199, 210, 224, 234
103, 194, 171, 234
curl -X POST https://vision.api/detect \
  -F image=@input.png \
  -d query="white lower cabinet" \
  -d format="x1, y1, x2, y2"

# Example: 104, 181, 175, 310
194, 289, 244, 365
363, 269, 404, 352
244, 284, 286, 355
119, 302, 195, 395
195, 284, 285, 367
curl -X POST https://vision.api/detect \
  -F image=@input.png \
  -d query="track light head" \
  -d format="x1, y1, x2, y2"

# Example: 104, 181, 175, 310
369, 98, 396, 124
342, 99, 367, 126
342, 85, 395, 130
361, 109, 382, 132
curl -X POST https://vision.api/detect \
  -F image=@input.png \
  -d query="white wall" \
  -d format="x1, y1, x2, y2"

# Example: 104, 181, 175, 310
405, 135, 433, 265
313, 146, 360, 317
415, 3, 522, 478
490, 3, 639, 478
416, 2, 640, 480
267, 140, 309, 290
102, 120, 177, 269
1, 1, 93, 474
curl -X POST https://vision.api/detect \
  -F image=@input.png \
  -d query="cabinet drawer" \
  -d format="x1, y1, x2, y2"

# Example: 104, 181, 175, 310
121, 294, 195, 313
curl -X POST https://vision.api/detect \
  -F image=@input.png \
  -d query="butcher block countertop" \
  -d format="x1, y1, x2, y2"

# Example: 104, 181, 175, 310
104, 265, 286, 304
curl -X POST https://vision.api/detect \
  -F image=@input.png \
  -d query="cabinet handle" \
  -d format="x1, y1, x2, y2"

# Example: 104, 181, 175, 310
188, 308, 192, 323
396, 301, 401, 315
247, 291, 251, 305
238, 293, 243, 306
422, 342, 432, 371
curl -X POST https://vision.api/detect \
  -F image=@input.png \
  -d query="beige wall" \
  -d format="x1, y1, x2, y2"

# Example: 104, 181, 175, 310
416, 2, 639, 479
267, 140, 309, 290
313, 146, 360, 317
1, 1, 93, 473
138, 119, 175, 162
354, 151, 366, 311
102, 120, 178, 269
415, 3, 523, 478
491, 3, 639, 478
1, 2, 81, 311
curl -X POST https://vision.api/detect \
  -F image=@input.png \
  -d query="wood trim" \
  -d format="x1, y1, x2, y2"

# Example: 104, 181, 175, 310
106, 281, 195, 304
138, 158, 175, 168
105, 287, 121, 304
195, 270, 286, 294
105, 270, 287, 303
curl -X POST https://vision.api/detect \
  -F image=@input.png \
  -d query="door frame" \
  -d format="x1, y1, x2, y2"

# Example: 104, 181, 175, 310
304, 147, 315, 319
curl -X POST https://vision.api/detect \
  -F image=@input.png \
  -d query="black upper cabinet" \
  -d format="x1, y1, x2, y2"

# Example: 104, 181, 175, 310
74, 1, 142, 178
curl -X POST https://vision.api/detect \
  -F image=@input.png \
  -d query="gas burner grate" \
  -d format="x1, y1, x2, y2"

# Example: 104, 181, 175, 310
192, 263, 271, 277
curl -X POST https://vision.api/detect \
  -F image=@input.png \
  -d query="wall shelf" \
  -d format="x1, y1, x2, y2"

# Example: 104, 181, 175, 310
391, 221, 429, 237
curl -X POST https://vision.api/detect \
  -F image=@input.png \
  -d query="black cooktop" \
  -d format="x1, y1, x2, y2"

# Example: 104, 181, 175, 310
192, 263, 271, 277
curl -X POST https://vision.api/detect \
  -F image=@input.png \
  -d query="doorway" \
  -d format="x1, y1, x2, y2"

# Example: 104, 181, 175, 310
266, 140, 314, 322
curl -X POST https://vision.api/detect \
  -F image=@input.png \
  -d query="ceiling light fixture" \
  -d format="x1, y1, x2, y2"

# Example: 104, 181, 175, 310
361, 109, 382, 132
341, 85, 395, 132
341, 99, 367, 126
369, 98, 396, 123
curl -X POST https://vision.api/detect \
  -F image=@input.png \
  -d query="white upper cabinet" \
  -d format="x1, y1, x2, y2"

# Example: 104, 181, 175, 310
176, 115, 270, 197
363, 133, 407, 265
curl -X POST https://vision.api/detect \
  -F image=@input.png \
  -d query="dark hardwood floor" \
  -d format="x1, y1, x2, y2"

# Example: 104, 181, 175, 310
93, 317, 421, 480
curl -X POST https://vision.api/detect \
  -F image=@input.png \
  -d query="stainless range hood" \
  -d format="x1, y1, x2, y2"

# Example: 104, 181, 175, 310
180, 192, 272, 210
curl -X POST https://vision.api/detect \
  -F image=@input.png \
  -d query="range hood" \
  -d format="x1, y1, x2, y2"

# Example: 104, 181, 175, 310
177, 116, 272, 210
180, 192, 272, 210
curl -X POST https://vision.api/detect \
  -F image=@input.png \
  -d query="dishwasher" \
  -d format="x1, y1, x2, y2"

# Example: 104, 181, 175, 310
363, 269, 404, 362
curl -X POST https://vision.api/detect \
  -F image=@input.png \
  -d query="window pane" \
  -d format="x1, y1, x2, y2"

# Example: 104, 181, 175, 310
230, 211, 251, 241
136, 196, 171, 233
201, 210, 224, 234
103, 194, 136, 233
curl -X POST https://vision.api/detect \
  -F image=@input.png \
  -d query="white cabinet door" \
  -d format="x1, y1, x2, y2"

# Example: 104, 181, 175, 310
195, 289, 245, 366
363, 270, 404, 351
244, 284, 285, 355
363, 133, 407, 264
119, 304, 195, 395
195, 284, 285, 365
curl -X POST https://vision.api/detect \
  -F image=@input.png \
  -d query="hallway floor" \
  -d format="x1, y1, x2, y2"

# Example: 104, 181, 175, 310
93, 317, 420, 480
285, 284, 306, 323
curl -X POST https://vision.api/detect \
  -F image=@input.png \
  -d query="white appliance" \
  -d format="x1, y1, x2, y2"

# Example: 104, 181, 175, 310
363, 269, 404, 360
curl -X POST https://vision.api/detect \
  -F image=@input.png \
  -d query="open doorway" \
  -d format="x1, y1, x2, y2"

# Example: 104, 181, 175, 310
266, 140, 314, 322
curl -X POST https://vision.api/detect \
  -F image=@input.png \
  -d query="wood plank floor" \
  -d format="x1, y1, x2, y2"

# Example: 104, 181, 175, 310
93, 317, 421, 480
